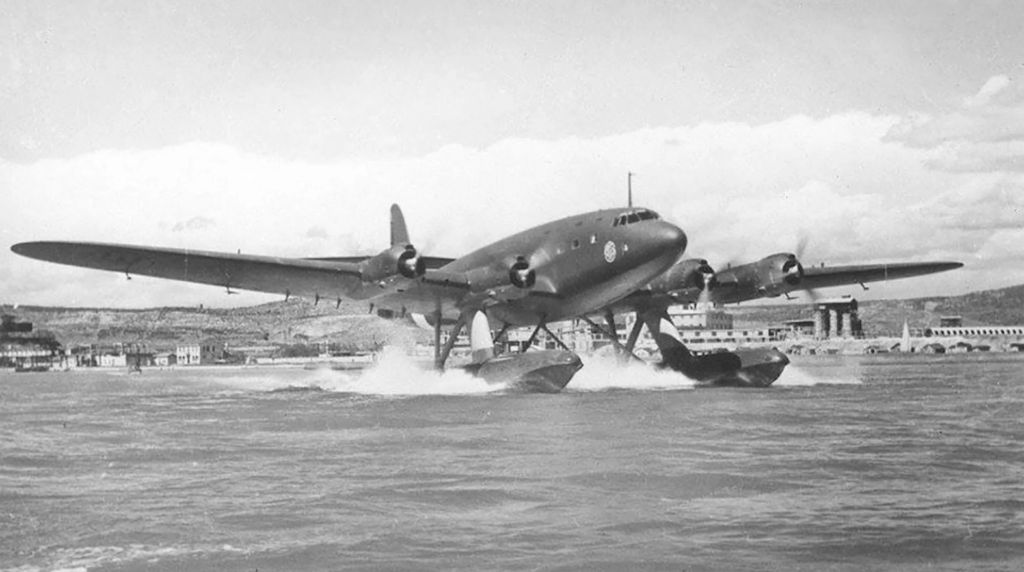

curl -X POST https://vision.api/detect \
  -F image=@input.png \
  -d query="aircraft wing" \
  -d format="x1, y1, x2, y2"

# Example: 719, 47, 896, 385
799, 261, 963, 290
306, 255, 456, 269
10, 241, 551, 314
11, 241, 368, 298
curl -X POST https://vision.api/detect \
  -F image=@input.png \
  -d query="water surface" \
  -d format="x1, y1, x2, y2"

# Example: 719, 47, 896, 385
2, 353, 1023, 571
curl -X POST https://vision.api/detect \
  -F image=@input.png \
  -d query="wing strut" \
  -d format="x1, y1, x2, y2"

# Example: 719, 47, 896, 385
435, 316, 466, 371
432, 308, 443, 369
583, 314, 644, 364
623, 315, 645, 354
542, 324, 573, 352
524, 323, 545, 349
492, 323, 512, 346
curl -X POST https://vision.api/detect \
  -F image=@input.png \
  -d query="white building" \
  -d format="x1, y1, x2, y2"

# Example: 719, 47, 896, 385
176, 341, 225, 365
98, 353, 128, 368
669, 305, 734, 330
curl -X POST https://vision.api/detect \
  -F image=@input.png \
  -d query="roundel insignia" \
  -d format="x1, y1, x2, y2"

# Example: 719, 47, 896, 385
603, 241, 617, 263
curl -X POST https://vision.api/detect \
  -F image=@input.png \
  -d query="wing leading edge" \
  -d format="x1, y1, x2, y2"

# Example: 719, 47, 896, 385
799, 261, 964, 291
10, 241, 550, 312
11, 241, 366, 300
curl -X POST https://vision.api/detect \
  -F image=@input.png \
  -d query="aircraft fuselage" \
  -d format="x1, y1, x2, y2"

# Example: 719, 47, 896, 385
377, 208, 688, 326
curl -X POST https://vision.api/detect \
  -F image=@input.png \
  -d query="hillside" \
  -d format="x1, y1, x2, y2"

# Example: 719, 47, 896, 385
5, 284, 1024, 348
730, 284, 1024, 336
2, 299, 427, 351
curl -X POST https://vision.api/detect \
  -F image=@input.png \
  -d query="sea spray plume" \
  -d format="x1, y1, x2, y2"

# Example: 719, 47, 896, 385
568, 353, 697, 392
329, 346, 506, 396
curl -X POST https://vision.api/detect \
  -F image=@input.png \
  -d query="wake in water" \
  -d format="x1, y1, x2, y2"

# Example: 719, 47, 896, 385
315, 348, 505, 396
774, 364, 863, 387
296, 350, 697, 395
195, 348, 860, 396
195, 348, 505, 396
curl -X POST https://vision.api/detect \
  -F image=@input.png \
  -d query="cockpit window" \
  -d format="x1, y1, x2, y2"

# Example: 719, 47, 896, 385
612, 209, 661, 227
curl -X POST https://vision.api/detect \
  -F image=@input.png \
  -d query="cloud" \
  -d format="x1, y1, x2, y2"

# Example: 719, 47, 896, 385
171, 216, 216, 232
305, 226, 329, 239
1, 109, 1013, 307
964, 75, 1011, 108
888, 75, 1024, 172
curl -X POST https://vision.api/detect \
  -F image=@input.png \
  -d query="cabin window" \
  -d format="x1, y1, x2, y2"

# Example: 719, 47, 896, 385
590, 234, 596, 244
571, 239, 580, 250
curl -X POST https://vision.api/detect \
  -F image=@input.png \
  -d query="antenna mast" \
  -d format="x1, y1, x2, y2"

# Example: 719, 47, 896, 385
627, 172, 634, 207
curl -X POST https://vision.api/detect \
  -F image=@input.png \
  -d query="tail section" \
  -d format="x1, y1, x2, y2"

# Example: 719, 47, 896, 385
469, 311, 495, 365
390, 204, 410, 246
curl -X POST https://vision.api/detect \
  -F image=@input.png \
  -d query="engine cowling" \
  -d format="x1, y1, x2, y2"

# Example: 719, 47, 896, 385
360, 243, 426, 283
780, 254, 803, 286
396, 245, 426, 279
754, 253, 804, 296
462, 255, 537, 294
508, 256, 536, 289
652, 258, 717, 294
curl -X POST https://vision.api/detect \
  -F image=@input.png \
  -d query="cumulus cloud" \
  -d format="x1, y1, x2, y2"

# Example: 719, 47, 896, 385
964, 75, 1011, 108
888, 75, 1024, 172
0, 109, 1011, 307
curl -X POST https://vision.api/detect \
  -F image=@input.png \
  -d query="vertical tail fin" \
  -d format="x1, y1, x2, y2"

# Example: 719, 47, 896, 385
469, 311, 495, 364
390, 204, 410, 246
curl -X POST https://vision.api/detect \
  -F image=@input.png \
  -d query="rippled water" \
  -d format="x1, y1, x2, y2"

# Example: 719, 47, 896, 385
2, 353, 1023, 571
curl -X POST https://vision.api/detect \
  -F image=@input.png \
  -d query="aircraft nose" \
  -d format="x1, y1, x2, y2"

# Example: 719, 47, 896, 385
658, 222, 688, 258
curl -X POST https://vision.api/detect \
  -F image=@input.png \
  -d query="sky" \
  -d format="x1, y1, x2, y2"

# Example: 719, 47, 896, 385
2, 0, 1023, 308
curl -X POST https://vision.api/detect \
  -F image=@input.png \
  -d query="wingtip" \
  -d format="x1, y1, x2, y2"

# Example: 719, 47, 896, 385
10, 242, 34, 256
10, 241, 59, 261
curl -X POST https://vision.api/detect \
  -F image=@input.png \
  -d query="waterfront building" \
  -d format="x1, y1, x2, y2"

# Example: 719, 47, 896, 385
925, 326, 1024, 337
812, 297, 863, 340
670, 304, 734, 330
153, 352, 177, 367
98, 353, 128, 368
176, 340, 226, 365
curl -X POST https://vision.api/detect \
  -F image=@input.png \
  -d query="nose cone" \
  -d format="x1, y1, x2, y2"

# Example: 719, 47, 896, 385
656, 221, 688, 260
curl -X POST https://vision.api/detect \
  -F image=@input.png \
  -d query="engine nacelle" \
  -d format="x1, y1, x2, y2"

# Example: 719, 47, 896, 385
508, 256, 536, 289
463, 255, 537, 293
650, 258, 717, 294
754, 253, 804, 296
360, 243, 426, 283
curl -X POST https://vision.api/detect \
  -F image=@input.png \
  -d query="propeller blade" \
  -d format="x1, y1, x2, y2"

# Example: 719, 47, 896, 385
795, 233, 810, 260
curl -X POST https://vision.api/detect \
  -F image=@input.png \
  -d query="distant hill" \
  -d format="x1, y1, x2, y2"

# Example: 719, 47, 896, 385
1, 299, 427, 351
731, 284, 1024, 336
5, 283, 1024, 348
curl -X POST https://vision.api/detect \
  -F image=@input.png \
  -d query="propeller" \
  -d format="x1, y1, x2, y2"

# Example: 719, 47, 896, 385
397, 244, 426, 279
789, 233, 819, 303
689, 259, 722, 308
694, 260, 717, 291
508, 255, 536, 289
781, 254, 804, 286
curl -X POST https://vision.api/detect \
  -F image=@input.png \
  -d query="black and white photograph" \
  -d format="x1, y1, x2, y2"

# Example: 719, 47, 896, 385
2, 1, 1023, 570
